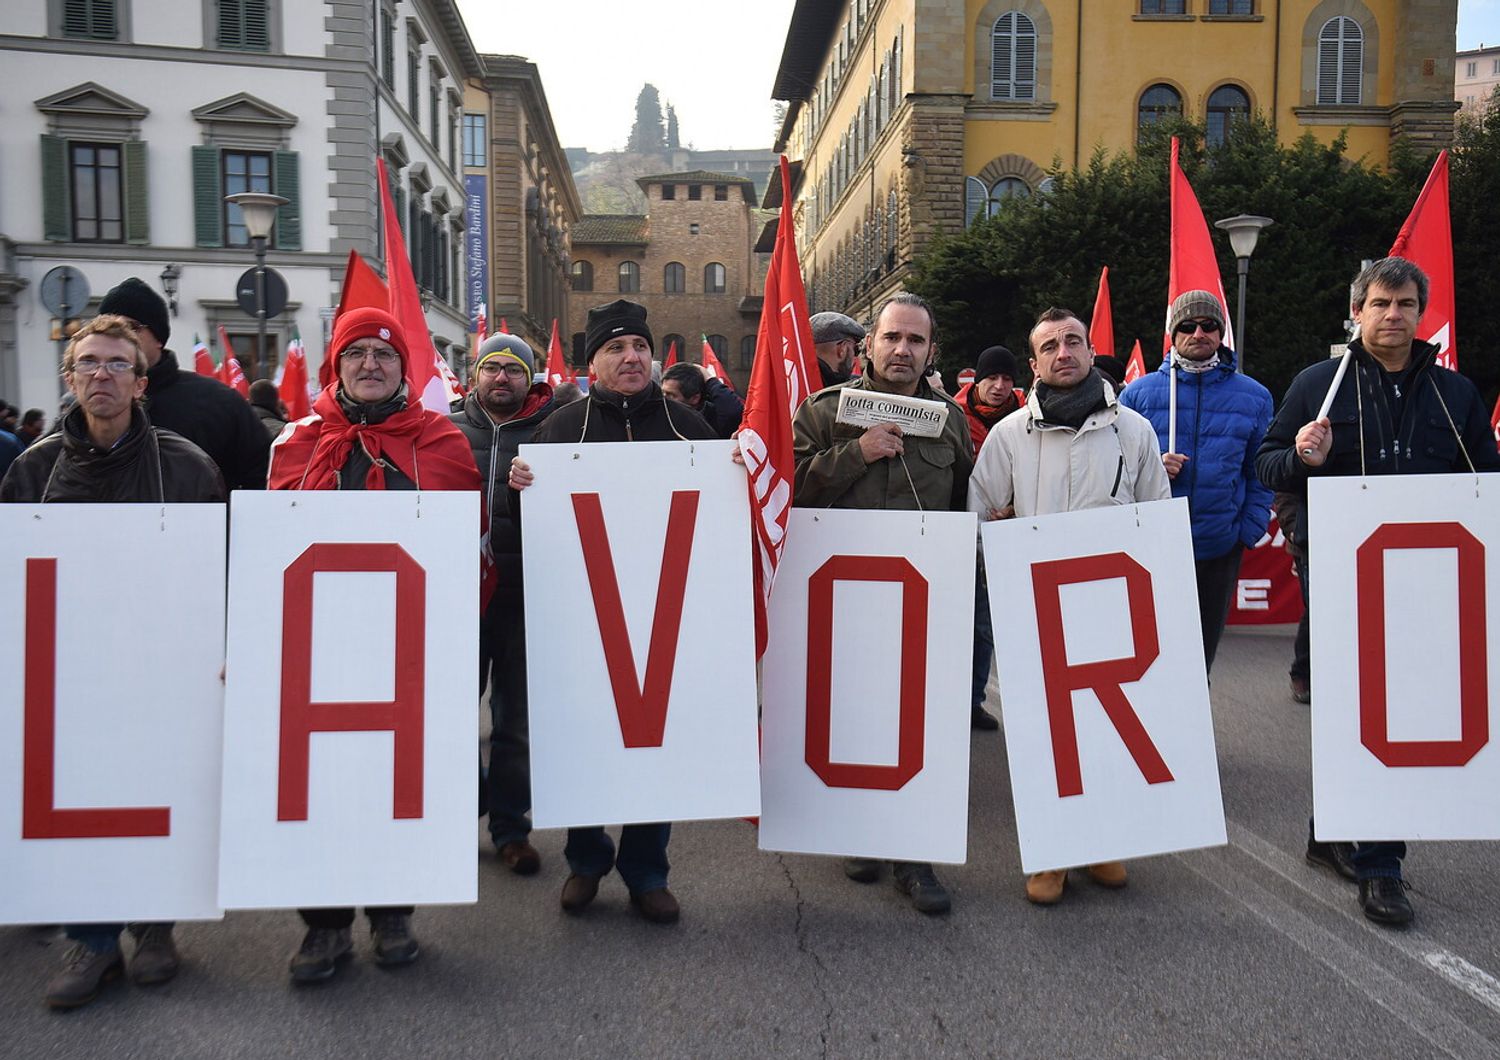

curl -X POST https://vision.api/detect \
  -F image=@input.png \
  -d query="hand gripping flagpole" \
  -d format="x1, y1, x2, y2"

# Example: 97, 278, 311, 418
1302, 349, 1352, 458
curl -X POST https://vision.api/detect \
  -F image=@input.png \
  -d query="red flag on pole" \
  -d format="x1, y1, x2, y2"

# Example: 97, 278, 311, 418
545, 319, 574, 387
700, 336, 735, 391
498, 318, 509, 334
1490, 393, 1500, 447
376, 157, 447, 411
191, 333, 216, 377
1167, 137, 1233, 353
1124, 340, 1146, 384
741, 156, 822, 657
1388, 150, 1456, 370
277, 325, 312, 419
327, 248, 389, 388
1089, 265, 1115, 358
663, 339, 678, 368
215, 326, 249, 398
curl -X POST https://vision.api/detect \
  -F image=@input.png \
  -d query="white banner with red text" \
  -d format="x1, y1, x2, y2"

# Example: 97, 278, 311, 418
519, 440, 761, 827
218, 492, 479, 909
758, 509, 975, 864
1310, 475, 1499, 840
981, 498, 1227, 873
0, 505, 227, 925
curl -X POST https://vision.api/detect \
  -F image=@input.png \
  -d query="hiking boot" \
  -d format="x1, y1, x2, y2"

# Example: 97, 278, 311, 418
370, 912, 419, 966
1290, 676, 1311, 704
1306, 825, 1358, 882
560, 873, 602, 914
288, 927, 352, 983
1360, 877, 1415, 926
630, 887, 681, 925
843, 857, 881, 883
497, 840, 541, 876
1026, 870, 1068, 905
45, 942, 123, 1009
1085, 861, 1128, 889
893, 861, 951, 914
127, 923, 180, 985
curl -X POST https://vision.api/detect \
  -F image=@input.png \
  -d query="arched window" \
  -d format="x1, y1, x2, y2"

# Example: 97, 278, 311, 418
617, 260, 639, 293
704, 262, 726, 294
1137, 83, 1183, 137
663, 261, 685, 293
988, 177, 1030, 214
740, 335, 757, 368
1317, 17, 1362, 105
991, 12, 1037, 101
570, 260, 592, 292
705, 334, 728, 359
1206, 84, 1251, 146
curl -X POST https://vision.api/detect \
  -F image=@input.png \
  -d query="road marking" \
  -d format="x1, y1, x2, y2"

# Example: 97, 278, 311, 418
1424, 951, 1500, 1016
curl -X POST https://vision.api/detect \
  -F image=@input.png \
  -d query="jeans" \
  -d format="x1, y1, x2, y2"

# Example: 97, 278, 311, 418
970, 565, 994, 711
1290, 555, 1310, 682
1310, 816, 1406, 880
1194, 544, 1244, 675
66, 923, 124, 952
480, 584, 533, 848
565, 823, 672, 893
299, 906, 413, 930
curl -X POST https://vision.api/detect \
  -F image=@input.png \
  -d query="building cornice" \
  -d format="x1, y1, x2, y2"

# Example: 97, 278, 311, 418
0, 33, 367, 73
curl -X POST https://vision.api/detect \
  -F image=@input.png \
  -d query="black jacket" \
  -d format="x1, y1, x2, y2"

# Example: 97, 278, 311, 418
1256, 338, 1500, 551
252, 403, 287, 442
699, 377, 745, 439
144, 350, 270, 491
449, 386, 555, 586
531, 381, 715, 445
0, 404, 225, 503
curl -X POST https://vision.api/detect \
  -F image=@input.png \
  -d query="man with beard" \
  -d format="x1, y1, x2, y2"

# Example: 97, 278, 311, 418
809, 311, 864, 389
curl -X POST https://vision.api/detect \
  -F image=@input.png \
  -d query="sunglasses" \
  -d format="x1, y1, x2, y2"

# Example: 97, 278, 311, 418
1174, 319, 1222, 336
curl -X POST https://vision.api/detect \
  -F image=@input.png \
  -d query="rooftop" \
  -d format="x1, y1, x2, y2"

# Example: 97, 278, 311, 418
572, 215, 649, 245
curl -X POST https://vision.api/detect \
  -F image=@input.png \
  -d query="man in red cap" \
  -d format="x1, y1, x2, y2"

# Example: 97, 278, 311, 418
269, 306, 481, 982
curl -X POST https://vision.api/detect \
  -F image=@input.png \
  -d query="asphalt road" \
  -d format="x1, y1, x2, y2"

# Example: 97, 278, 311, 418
4, 626, 1499, 1059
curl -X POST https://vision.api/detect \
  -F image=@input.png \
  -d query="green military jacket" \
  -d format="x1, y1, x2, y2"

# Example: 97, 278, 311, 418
792, 375, 973, 512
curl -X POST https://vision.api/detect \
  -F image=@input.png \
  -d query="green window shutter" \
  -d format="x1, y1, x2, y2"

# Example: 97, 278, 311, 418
123, 140, 149, 244
192, 145, 223, 247
273, 150, 300, 250
63, 0, 117, 39
245, 0, 270, 50
41, 135, 70, 241
394, 182, 406, 234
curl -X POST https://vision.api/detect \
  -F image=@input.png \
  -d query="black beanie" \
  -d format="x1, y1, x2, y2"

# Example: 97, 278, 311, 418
584, 299, 653, 361
975, 345, 1017, 382
98, 277, 170, 347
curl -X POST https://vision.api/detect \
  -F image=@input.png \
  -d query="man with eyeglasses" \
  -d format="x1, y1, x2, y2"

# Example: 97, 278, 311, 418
268, 305, 481, 982
1, 314, 222, 1009
809, 311, 864, 389
1119, 290, 1273, 676
96, 278, 269, 491
969, 305, 1169, 907
448, 333, 554, 878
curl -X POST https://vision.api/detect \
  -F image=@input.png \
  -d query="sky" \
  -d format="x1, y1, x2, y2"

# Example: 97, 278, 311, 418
456, 1, 1500, 154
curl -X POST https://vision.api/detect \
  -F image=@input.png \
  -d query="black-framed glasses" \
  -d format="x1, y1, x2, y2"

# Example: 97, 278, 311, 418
477, 361, 528, 377
1174, 319, 1222, 336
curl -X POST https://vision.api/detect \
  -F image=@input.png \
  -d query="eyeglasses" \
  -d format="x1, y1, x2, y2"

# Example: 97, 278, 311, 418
340, 346, 400, 365
1174, 319, 1222, 336
477, 361, 528, 377
72, 358, 137, 376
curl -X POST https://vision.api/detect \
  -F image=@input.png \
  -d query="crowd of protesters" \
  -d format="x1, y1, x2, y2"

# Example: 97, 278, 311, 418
4, 255, 1493, 1010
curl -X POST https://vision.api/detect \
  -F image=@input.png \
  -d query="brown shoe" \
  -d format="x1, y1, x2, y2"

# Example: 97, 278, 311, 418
126, 923, 180, 985
498, 841, 541, 876
630, 887, 680, 925
1025, 869, 1068, 905
45, 943, 124, 1009
1085, 861, 1128, 888
560, 873, 601, 914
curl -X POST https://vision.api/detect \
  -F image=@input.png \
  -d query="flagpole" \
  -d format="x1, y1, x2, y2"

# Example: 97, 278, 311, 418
1302, 349, 1352, 457
1168, 354, 1178, 454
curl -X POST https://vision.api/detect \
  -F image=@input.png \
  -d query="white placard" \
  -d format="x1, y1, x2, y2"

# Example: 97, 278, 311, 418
834, 388, 949, 438
0, 505, 226, 925
219, 492, 478, 909
758, 508, 976, 863
981, 499, 1226, 872
1310, 474, 1500, 840
519, 440, 760, 827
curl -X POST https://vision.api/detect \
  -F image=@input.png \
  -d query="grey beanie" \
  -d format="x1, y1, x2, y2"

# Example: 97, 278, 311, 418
1167, 290, 1226, 335
475, 333, 535, 375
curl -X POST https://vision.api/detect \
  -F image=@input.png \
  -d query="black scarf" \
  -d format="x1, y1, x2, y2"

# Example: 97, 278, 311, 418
1034, 369, 1109, 431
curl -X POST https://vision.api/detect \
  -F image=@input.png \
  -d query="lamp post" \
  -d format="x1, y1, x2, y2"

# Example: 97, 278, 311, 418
159, 262, 181, 317
224, 191, 288, 380
1212, 213, 1273, 376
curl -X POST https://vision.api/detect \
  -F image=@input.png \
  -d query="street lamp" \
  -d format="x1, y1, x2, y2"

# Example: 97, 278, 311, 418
159, 262, 181, 317
1213, 213, 1273, 375
224, 191, 288, 380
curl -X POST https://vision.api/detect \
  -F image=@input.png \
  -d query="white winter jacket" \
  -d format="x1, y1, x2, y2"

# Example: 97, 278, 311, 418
968, 382, 1171, 518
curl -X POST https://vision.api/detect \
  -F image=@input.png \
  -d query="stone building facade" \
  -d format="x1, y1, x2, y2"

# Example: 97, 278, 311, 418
771, 0, 1461, 329
1456, 44, 1500, 112
567, 171, 766, 390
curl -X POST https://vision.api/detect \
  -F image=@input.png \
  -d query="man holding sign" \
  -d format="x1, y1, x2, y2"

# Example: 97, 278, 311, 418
1255, 256, 1499, 926
969, 306, 1169, 905
790, 292, 973, 915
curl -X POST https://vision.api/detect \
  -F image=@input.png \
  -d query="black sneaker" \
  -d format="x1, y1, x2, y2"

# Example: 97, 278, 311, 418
1306, 828, 1358, 882
1360, 877, 1414, 926
893, 861, 951, 915
45, 942, 124, 1009
971, 707, 1000, 731
843, 857, 881, 883
289, 927, 353, 983
370, 912, 419, 966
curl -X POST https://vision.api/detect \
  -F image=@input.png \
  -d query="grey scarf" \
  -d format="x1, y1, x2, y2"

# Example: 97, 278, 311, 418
1034, 369, 1109, 431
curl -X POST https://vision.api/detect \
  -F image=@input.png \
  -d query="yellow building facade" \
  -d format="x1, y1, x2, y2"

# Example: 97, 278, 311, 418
772, 0, 1458, 323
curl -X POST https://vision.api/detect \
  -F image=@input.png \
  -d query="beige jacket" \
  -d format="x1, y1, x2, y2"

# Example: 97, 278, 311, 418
968, 383, 1170, 518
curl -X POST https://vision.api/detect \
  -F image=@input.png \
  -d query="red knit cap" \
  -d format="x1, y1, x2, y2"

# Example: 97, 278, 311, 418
330, 306, 408, 370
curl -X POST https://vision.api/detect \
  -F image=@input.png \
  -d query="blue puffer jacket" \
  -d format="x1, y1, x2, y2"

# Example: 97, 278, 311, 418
1118, 345, 1274, 559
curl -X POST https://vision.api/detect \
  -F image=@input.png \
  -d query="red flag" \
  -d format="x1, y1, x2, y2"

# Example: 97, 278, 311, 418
741, 156, 823, 657
376, 157, 447, 411
191, 333, 216, 377
1389, 150, 1456, 370
1167, 138, 1234, 353
700, 336, 735, 391
498, 318, 509, 334
215, 326, 249, 398
1089, 266, 1115, 358
328, 249, 389, 388
277, 326, 312, 419
545, 319, 574, 387
1490, 393, 1500, 447
664, 339, 678, 368
1124, 340, 1146, 384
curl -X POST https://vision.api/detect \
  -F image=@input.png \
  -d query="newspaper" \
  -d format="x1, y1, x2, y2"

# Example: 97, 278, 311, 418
834, 388, 949, 438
